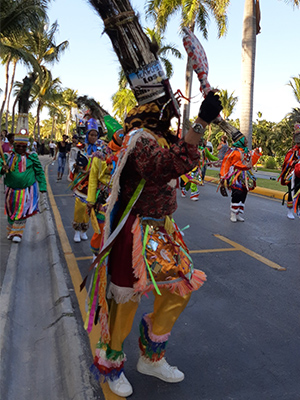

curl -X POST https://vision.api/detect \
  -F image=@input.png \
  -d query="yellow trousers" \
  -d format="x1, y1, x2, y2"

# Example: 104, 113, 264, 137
109, 288, 191, 352
73, 197, 89, 229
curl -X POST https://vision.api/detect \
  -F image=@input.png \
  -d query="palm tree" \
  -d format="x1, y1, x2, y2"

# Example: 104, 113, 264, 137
144, 28, 182, 78
145, 0, 230, 135
20, 20, 69, 92
0, 0, 48, 42
239, 0, 258, 148
288, 75, 300, 104
31, 77, 63, 139
111, 88, 137, 122
0, 0, 49, 122
218, 89, 238, 120
240, 0, 299, 148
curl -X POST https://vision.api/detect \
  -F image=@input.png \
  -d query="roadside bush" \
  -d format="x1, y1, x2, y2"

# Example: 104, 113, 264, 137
264, 156, 277, 169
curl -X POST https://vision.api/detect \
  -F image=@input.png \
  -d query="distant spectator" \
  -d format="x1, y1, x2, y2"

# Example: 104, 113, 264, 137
1, 129, 8, 142
54, 134, 69, 181
2, 133, 14, 153
40, 139, 45, 155
31, 139, 37, 152
217, 135, 229, 161
49, 140, 56, 158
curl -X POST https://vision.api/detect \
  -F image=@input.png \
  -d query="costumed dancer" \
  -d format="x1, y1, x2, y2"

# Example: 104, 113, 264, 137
199, 138, 219, 182
87, 116, 124, 258
69, 118, 101, 243
0, 128, 47, 242
278, 122, 300, 219
81, 3, 222, 397
68, 134, 80, 181
180, 166, 203, 201
219, 132, 261, 222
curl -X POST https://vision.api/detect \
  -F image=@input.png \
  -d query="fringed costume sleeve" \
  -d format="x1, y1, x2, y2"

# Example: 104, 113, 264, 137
30, 153, 47, 192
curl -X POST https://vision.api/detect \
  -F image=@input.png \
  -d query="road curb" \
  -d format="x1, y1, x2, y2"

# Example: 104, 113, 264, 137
0, 243, 19, 390
41, 191, 97, 399
204, 176, 284, 200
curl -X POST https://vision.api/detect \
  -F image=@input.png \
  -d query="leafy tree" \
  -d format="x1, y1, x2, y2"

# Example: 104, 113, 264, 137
240, 0, 299, 147
288, 74, 300, 104
31, 77, 63, 139
144, 27, 182, 78
111, 88, 137, 122
218, 89, 238, 120
0, 0, 48, 121
61, 88, 78, 136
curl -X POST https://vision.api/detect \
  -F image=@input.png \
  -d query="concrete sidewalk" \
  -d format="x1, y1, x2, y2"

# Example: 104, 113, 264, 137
0, 156, 101, 400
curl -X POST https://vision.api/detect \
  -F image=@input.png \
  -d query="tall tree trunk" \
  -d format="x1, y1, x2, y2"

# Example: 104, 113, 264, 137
65, 109, 71, 136
5, 60, 18, 132
0, 56, 12, 123
11, 96, 18, 133
51, 116, 55, 140
240, 0, 257, 149
36, 101, 41, 140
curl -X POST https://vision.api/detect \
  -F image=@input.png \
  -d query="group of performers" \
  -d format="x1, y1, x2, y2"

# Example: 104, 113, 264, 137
0, 7, 299, 397
0, 100, 299, 399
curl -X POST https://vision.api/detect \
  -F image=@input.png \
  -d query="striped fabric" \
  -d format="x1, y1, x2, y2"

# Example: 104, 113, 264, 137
5, 182, 39, 221
7, 219, 26, 239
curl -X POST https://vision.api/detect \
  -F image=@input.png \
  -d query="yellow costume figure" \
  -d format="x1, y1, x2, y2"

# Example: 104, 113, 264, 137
70, 118, 100, 243
87, 116, 124, 255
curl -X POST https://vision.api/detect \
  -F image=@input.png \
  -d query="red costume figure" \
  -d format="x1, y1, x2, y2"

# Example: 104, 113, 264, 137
220, 132, 261, 222
278, 123, 300, 219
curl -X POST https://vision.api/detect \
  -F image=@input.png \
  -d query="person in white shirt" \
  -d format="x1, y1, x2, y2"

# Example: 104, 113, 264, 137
49, 140, 56, 158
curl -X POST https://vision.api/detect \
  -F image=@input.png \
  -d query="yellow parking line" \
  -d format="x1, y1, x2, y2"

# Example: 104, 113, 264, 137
214, 234, 286, 271
190, 248, 239, 254
76, 256, 93, 261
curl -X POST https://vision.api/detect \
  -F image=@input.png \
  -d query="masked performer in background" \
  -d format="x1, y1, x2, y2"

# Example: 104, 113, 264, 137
220, 132, 261, 222
69, 118, 101, 242
87, 116, 124, 258
0, 128, 47, 242
278, 123, 300, 219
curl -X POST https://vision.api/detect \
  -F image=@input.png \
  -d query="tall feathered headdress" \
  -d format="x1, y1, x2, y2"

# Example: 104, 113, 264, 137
87, 0, 180, 118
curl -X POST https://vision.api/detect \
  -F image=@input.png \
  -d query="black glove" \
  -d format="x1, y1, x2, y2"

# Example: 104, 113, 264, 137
198, 91, 223, 123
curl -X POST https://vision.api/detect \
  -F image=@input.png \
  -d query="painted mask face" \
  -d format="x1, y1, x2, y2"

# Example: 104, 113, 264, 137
14, 143, 27, 155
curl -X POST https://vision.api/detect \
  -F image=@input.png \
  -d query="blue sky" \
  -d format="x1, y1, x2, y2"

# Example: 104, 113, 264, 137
1, 0, 299, 124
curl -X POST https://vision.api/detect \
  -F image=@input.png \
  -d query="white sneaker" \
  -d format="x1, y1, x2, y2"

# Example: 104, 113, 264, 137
230, 212, 237, 223
236, 214, 245, 222
108, 372, 133, 397
12, 236, 21, 243
181, 189, 187, 198
287, 209, 295, 220
190, 193, 199, 201
137, 356, 184, 383
74, 230, 81, 242
80, 231, 88, 240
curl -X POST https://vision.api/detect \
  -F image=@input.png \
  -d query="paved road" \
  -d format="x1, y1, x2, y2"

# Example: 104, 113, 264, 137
48, 159, 299, 400
1, 155, 299, 400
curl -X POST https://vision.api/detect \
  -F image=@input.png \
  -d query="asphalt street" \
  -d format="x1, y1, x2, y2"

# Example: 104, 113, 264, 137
1, 156, 299, 400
